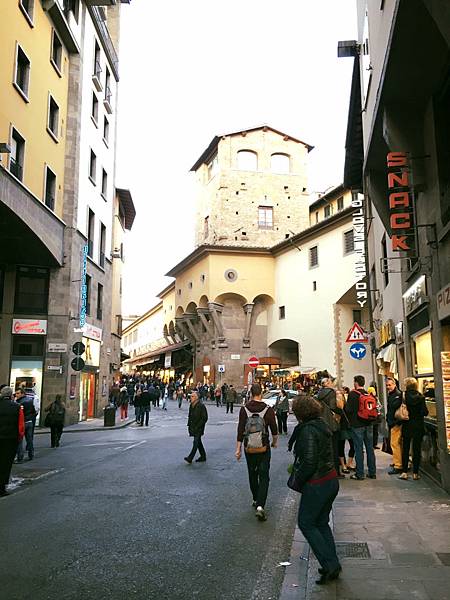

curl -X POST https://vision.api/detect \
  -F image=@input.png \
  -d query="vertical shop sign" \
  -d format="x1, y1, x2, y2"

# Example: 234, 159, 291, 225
352, 193, 368, 308
440, 352, 450, 452
386, 152, 415, 252
79, 244, 89, 328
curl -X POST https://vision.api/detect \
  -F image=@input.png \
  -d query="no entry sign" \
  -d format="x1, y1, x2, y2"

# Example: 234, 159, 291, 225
248, 356, 259, 368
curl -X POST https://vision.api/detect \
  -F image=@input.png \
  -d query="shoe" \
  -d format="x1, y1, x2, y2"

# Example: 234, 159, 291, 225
373, 446, 380, 449
252, 501, 257, 508
367, 474, 376, 479
316, 566, 342, 585
195, 457, 206, 462
183, 457, 192, 464
348, 465, 356, 471
318, 565, 341, 576
398, 473, 408, 480
255, 506, 267, 521
28, 454, 34, 460
388, 467, 401, 474
15, 458, 23, 463
350, 474, 365, 480
342, 467, 350, 474
413, 474, 421, 480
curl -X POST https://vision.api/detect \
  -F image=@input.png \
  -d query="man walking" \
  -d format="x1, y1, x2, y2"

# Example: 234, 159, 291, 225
184, 391, 208, 464
0, 386, 24, 496
226, 384, 238, 414
345, 375, 377, 480
386, 377, 403, 474
15, 388, 37, 461
140, 387, 151, 426
235, 383, 278, 521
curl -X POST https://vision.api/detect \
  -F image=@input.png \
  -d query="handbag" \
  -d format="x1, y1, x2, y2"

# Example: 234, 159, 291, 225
394, 402, 409, 421
381, 436, 393, 455
287, 470, 303, 493
44, 412, 53, 427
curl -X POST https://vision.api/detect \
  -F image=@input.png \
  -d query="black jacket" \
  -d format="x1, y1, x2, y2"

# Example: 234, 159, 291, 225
292, 418, 335, 489
140, 390, 151, 408
403, 390, 428, 434
386, 387, 403, 428
0, 397, 20, 440
316, 387, 339, 432
19, 398, 37, 423
187, 401, 208, 436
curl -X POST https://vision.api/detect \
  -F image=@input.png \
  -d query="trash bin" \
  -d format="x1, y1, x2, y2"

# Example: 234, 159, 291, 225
104, 405, 116, 427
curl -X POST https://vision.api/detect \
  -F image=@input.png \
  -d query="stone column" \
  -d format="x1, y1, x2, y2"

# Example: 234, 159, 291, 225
242, 303, 255, 348
208, 302, 227, 348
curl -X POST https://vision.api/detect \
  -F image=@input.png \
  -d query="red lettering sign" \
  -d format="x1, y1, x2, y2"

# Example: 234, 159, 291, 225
387, 152, 408, 167
386, 152, 414, 253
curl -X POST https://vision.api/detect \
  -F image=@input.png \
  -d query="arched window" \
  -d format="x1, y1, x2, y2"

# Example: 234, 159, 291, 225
271, 153, 290, 174
237, 150, 258, 171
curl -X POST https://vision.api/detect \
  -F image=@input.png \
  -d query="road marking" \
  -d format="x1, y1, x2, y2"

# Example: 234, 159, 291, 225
79, 441, 132, 447
122, 440, 147, 451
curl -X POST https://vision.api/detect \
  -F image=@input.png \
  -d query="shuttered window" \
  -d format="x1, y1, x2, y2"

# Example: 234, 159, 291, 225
344, 230, 355, 254
309, 246, 318, 268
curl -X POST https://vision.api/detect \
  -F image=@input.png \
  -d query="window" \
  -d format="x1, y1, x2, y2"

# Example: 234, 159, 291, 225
207, 154, 218, 180
99, 223, 106, 267
337, 196, 344, 211
44, 166, 56, 211
85, 274, 91, 315
271, 153, 290, 174
14, 266, 49, 314
51, 30, 62, 73
10, 128, 25, 181
91, 92, 99, 125
14, 45, 30, 99
370, 265, 377, 307
97, 283, 103, 320
87, 209, 95, 258
315, 211, 319, 224
101, 169, 108, 199
381, 235, 389, 287
344, 230, 355, 254
324, 204, 332, 218
353, 309, 362, 324
279, 306, 285, 320
309, 245, 318, 268
204, 216, 209, 239
63, 0, 79, 23
93, 41, 101, 82
103, 117, 109, 145
19, 0, 34, 24
12, 335, 44, 357
89, 149, 96, 183
237, 150, 257, 171
258, 206, 273, 229
47, 96, 59, 139
104, 67, 112, 113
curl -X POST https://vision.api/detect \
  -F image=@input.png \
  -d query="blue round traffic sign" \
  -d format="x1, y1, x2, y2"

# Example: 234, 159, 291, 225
349, 343, 367, 360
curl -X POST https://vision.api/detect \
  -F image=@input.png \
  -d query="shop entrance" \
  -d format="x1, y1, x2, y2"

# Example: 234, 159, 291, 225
80, 371, 97, 420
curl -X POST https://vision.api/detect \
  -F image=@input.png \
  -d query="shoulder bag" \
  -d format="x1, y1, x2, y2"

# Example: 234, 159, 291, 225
394, 402, 409, 421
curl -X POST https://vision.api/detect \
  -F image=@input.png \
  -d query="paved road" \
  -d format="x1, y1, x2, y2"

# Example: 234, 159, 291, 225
1, 402, 299, 600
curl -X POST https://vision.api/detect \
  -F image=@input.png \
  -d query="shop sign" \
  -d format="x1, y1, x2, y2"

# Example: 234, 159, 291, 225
79, 244, 89, 328
203, 365, 210, 373
386, 152, 415, 252
437, 282, 450, 321
48, 343, 68, 353
47, 365, 63, 373
440, 352, 450, 452
230, 354, 241, 360
82, 336, 100, 367
395, 322, 404, 344
380, 319, 395, 346
12, 319, 47, 335
164, 352, 172, 368
403, 275, 428, 317
82, 323, 102, 341
351, 193, 368, 308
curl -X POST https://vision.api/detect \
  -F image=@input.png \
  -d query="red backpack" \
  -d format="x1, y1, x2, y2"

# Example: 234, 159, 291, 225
356, 390, 378, 421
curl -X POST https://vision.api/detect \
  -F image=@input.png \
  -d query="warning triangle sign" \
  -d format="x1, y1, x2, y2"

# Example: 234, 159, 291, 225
345, 322, 368, 343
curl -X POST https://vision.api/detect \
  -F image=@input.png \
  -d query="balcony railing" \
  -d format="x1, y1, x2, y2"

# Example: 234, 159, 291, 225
10, 157, 23, 181
88, 5, 119, 79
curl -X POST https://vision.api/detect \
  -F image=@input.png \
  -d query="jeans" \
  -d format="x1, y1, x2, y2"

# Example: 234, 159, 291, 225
226, 402, 234, 414
187, 435, 206, 461
276, 411, 288, 434
351, 426, 376, 478
298, 478, 340, 573
50, 424, 63, 447
135, 406, 141, 422
401, 427, 423, 474
245, 449, 271, 508
17, 421, 34, 460
140, 407, 150, 426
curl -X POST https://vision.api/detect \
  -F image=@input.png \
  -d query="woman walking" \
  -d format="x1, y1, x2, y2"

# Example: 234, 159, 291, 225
399, 377, 428, 481
45, 395, 66, 448
275, 389, 289, 435
290, 395, 341, 585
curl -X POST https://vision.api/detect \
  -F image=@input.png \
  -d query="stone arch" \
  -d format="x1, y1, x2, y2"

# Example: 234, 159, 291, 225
268, 338, 299, 367
271, 152, 290, 174
198, 295, 209, 309
185, 301, 198, 315
176, 306, 184, 318
215, 292, 248, 306
237, 149, 258, 171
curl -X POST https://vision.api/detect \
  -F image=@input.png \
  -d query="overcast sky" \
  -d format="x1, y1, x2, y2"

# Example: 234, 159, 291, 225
116, 0, 357, 317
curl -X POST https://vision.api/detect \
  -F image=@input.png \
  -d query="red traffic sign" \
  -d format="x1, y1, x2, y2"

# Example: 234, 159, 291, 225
248, 356, 260, 368
345, 322, 368, 343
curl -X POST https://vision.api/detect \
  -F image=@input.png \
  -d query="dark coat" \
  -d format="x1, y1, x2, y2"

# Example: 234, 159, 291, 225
0, 397, 20, 440
403, 390, 428, 435
226, 388, 238, 403
140, 390, 151, 409
292, 418, 335, 490
316, 387, 339, 432
187, 401, 208, 437
386, 387, 403, 428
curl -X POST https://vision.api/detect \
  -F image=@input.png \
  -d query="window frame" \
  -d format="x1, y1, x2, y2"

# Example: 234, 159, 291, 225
103, 117, 109, 147
279, 306, 286, 320
87, 208, 95, 258
50, 29, 63, 75
237, 150, 258, 172
309, 245, 319, 269
43, 164, 57, 211
47, 94, 60, 141
91, 92, 99, 126
101, 168, 108, 200
324, 204, 332, 219
14, 43, 31, 101
14, 266, 50, 315
258, 205, 274, 230
85, 274, 91, 316
89, 149, 97, 185
337, 196, 344, 211
343, 229, 355, 255
99, 223, 106, 267
270, 153, 290, 174
10, 126, 26, 181
19, 0, 34, 27
97, 283, 103, 320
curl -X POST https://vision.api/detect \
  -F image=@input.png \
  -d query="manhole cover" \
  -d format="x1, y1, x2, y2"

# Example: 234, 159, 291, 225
336, 542, 370, 558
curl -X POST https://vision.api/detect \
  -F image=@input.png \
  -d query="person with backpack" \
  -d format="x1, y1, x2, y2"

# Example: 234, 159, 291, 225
344, 375, 377, 481
44, 395, 66, 448
235, 383, 278, 522
184, 391, 208, 463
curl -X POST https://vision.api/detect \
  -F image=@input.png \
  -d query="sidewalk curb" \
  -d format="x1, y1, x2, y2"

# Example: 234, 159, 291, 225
34, 419, 135, 435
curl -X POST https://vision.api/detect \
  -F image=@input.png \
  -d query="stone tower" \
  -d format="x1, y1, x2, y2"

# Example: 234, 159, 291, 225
190, 126, 312, 248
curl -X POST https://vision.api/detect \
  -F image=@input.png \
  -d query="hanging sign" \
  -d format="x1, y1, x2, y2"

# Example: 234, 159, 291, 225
386, 152, 415, 253
12, 319, 47, 335
351, 192, 368, 308
79, 244, 89, 328
437, 282, 450, 321
346, 322, 368, 343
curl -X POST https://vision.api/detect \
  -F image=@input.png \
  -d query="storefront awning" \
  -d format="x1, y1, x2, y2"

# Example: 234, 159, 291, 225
286, 366, 317, 375
124, 340, 191, 368
376, 343, 398, 376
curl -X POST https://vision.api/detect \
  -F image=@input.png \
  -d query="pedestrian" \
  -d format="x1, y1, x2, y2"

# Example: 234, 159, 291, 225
45, 395, 66, 448
345, 375, 377, 480
184, 391, 208, 464
140, 387, 151, 426
0, 386, 24, 497
15, 388, 37, 462
109, 384, 120, 408
235, 383, 278, 522
275, 389, 289, 435
176, 387, 184, 409
398, 377, 428, 481
226, 384, 238, 414
338, 389, 355, 473
221, 382, 228, 406
289, 394, 341, 585
368, 386, 381, 449
134, 387, 143, 423
118, 386, 129, 420
316, 377, 344, 478
386, 377, 403, 474
214, 386, 222, 407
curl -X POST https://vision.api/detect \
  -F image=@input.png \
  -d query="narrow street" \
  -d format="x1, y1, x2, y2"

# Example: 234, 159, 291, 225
0, 402, 298, 600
